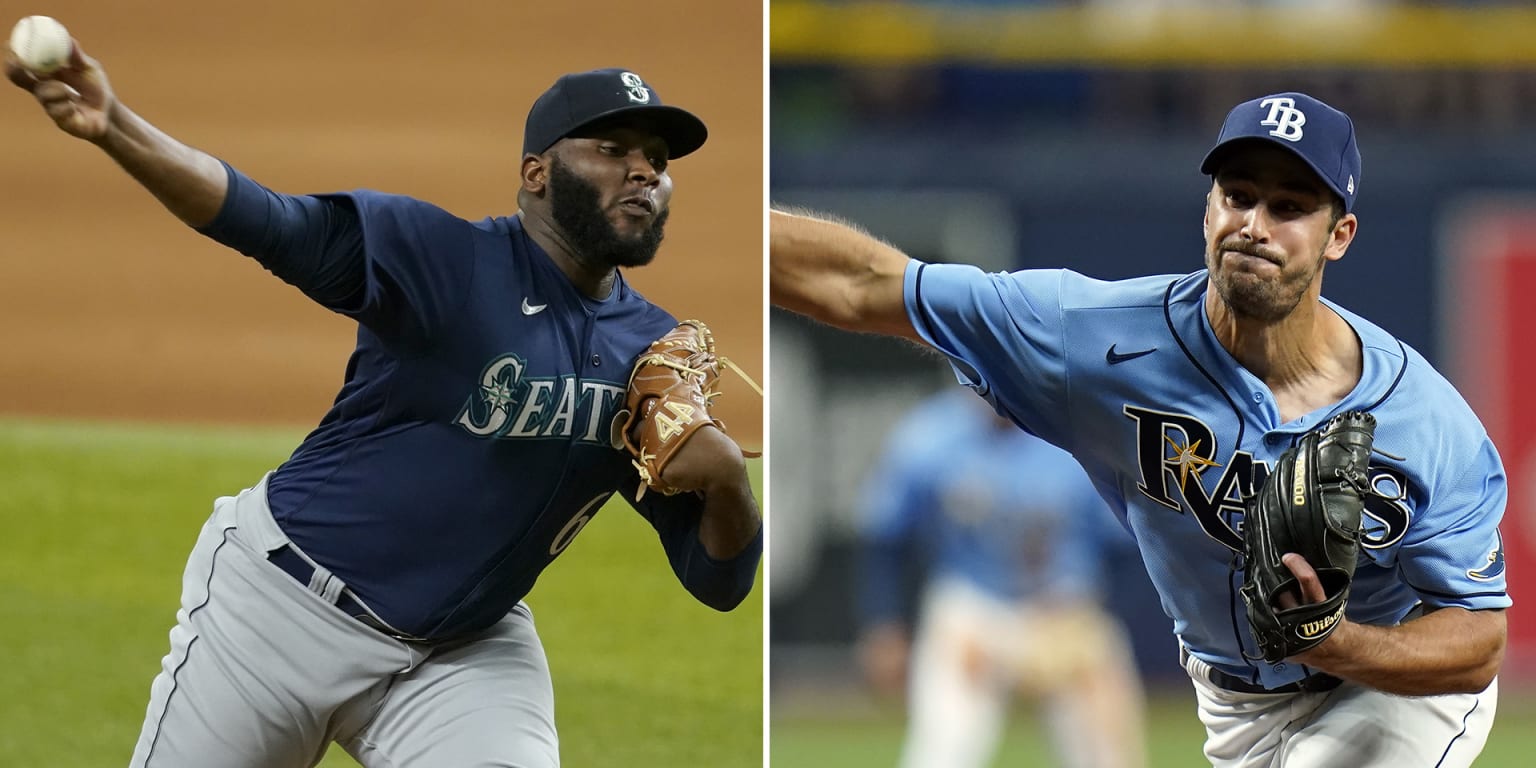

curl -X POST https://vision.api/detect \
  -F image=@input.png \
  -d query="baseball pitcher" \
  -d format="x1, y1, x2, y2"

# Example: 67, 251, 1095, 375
772, 92, 1507, 767
8, 31, 761, 768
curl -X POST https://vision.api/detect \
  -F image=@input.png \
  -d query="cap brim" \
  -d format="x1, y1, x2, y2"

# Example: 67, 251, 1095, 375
1199, 136, 1346, 205
565, 104, 708, 159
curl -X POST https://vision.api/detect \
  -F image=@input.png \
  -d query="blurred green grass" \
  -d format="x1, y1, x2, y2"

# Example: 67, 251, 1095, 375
770, 685, 1536, 767
771, 691, 1203, 766
0, 419, 762, 767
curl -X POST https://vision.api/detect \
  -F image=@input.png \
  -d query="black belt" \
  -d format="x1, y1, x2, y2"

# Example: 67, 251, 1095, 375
1181, 647, 1343, 695
267, 545, 435, 644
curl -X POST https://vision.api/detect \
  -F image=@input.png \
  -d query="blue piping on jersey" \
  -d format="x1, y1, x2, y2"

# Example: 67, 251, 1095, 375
1434, 695, 1480, 767
1361, 338, 1410, 413
912, 264, 942, 356
1161, 279, 1422, 683
1409, 584, 1510, 602
1224, 564, 1261, 684
1161, 275, 1248, 452
914, 264, 991, 398
1162, 276, 1262, 679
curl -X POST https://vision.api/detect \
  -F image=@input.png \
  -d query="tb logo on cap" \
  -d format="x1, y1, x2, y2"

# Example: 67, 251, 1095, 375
620, 72, 651, 104
1259, 97, 1306, 142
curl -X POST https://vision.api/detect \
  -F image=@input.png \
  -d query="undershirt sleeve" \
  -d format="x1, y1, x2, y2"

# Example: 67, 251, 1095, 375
194, 161, 366, 310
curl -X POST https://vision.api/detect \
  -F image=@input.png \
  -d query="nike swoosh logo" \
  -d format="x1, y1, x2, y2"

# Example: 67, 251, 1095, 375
521, 298, 548, 316
1106, 344, 1157, 365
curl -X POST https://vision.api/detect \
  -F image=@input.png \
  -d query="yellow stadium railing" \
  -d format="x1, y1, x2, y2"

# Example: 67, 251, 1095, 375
771, 2, 1536, 67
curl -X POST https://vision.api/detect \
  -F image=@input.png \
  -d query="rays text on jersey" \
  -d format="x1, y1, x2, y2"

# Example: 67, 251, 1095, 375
1125, 405, 1254, 551
1123, 405, 1412, 554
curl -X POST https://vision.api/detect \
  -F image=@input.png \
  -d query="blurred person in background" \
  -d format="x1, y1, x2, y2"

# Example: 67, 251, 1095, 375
857, 389, 1146, 768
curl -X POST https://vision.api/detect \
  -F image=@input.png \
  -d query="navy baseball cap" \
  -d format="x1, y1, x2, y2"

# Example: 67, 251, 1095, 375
522, 68, 708, 159
1200, 92, 1361, 212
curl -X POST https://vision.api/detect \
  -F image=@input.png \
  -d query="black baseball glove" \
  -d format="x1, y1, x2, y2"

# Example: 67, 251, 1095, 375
1239, 411, 1376, 663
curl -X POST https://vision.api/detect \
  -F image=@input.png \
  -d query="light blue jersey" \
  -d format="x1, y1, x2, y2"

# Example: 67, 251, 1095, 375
857, 390, 1118, 627
905, 264, 1510, 689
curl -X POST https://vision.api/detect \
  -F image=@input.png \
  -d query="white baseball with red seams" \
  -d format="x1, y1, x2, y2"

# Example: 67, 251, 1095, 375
9, 15, 71, 75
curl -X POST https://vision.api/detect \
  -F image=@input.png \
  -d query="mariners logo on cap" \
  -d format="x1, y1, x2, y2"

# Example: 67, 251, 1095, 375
1259, 97, 1306, 142
620, 72, 651, 104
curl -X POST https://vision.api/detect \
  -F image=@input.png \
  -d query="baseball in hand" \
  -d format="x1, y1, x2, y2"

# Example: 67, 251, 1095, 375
9, 15, 72, 75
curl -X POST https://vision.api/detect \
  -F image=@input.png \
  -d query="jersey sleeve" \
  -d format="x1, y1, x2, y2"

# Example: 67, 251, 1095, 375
195, 162, 367, 308
1398, 436, 1511, 610
311, 190, 478, 350
626, 488, 762, 612
904, 262, 1072, 444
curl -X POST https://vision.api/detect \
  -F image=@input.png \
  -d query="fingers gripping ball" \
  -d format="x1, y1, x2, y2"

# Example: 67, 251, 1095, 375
618, 320, 759, 500
9, 16, 71, 75
1239, 411, 1376, 663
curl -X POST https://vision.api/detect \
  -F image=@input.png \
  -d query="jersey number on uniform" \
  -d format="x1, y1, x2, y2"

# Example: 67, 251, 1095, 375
654, 401, 696, 442
549, 493, 610, 556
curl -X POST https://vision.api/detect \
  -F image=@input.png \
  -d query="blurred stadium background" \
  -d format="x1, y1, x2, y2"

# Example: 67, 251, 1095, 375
0, 1, 761, 766
769, 0, 1536, 765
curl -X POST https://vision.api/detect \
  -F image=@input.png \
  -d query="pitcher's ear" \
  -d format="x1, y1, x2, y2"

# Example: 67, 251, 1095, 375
522, 153, 548, 193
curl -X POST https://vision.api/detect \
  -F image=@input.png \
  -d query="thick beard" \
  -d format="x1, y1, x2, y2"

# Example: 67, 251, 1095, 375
1206, 240, 1323, 322
548, 157, 668, 269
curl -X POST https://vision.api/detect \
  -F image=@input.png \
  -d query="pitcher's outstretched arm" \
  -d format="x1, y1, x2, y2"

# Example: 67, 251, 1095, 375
770, 208, 919, 341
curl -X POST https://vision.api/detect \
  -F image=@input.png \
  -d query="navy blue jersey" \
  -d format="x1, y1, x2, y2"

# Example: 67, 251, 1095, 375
200, 167, 757, 639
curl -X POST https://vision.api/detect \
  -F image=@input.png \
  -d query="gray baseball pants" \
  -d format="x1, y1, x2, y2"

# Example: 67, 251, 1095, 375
128, 475, 560, 767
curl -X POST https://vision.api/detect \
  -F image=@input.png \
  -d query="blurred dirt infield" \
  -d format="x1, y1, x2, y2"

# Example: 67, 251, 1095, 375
0, 0, 763, 445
